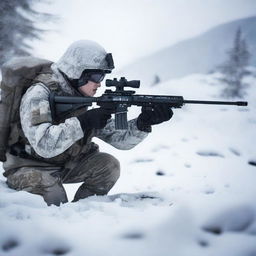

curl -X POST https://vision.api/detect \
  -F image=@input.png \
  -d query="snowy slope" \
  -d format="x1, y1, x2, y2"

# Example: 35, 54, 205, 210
118, 16, 256, 85
0, 72, 256, 256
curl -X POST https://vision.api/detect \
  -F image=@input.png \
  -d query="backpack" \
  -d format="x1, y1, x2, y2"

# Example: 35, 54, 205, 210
0, 56, 53, 162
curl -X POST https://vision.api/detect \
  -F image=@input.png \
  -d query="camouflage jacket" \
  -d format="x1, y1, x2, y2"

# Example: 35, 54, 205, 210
15, 64, 148, 165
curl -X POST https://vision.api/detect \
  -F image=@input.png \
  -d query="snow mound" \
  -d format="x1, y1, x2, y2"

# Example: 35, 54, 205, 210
202, 205, 255, 234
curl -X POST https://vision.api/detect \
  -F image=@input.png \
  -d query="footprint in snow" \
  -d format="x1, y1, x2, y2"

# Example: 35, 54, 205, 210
40, 238, 71, 255
202, 205, 255, 235
196, 150, 224, 158
184, 163, 191, 168
108, 192, 161, 202
152, 145, 170, 152
229, 147, 241, 156
202, 186, 215, 195
248, 160, 256, 167
42, 246, 70, 255
1, 239, 19, 252
198, 239, 209, 247
131, 158, 154, 164
121, 232, 145, 239
156, 170, 166, 176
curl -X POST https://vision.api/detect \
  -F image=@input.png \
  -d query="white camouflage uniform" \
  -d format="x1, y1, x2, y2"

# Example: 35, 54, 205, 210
20, 64, 148, 159
4, 41, 149, 206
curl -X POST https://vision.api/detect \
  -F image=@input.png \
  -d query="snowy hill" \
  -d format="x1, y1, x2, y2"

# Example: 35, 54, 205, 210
0, 72, 255, 256
118, 16, 256, 85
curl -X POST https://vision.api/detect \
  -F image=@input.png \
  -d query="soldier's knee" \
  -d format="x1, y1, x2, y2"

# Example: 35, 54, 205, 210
100, 153, 120, 181
112, 157, 120, 181
6, 167, 68, 206
6, 168, 44, 191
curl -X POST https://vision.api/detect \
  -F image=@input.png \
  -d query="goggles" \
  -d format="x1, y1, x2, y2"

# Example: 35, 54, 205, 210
77, 72, 105, 87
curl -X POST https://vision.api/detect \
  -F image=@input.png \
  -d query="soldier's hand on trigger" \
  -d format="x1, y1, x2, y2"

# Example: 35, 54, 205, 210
137, 104, 173, 132
78, 108, 112, 131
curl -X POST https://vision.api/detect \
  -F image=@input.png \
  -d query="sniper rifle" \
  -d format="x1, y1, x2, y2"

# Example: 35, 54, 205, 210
49, 77, 248, 130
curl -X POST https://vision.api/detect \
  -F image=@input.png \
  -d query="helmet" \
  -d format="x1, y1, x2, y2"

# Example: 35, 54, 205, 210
55, 40, 115, 80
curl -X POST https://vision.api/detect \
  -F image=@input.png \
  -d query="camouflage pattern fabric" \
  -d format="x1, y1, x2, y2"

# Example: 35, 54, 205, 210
3, 59, 149, 206
19, 64, 149, 159
6, 151, 120, 206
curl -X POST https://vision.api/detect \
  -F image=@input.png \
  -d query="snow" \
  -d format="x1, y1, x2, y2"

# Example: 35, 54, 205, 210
1, 72, 256, 256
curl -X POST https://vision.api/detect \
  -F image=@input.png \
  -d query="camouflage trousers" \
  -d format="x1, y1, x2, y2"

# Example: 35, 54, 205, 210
6, 152, 120, 206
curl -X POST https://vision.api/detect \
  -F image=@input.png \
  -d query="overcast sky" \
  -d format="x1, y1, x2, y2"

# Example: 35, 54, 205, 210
33, 0, 256, 69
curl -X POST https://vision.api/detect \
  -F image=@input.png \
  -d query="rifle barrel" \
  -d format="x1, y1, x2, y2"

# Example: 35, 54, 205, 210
183, 100, 248, 106
54, 95, 94, 104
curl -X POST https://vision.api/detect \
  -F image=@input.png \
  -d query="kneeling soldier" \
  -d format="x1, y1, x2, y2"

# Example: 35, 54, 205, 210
3, 40, 173, 206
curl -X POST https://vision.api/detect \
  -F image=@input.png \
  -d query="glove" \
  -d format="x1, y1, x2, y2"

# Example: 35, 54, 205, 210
137, 105, 173, 132
77, 108, 112, 132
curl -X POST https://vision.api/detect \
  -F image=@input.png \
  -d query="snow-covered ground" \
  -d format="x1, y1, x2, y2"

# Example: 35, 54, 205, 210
0, 72, 255, 256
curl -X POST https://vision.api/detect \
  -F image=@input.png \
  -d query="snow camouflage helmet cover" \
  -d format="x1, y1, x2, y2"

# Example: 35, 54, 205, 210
55, 40, 115, 79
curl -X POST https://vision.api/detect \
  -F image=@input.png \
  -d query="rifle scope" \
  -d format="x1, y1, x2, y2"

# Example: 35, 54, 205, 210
106, 77, 140, 89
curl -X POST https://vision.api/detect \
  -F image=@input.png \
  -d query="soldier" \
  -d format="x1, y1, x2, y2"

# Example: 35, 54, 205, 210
2, 40, 173, 206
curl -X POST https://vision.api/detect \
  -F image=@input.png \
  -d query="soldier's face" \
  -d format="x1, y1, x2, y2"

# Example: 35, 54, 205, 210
78, 81, 101, 97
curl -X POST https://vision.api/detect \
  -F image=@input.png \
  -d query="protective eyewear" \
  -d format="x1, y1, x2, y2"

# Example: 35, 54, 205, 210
87, 73, 105, 83
78, 72, 105, 87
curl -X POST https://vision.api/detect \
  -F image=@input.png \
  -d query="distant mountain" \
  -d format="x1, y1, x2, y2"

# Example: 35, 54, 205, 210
118, 16, 256, 85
